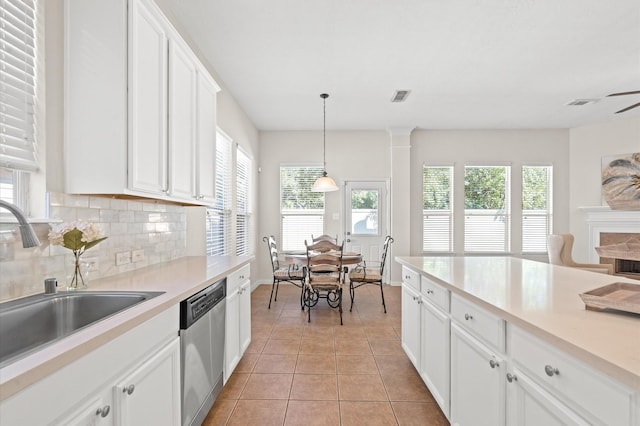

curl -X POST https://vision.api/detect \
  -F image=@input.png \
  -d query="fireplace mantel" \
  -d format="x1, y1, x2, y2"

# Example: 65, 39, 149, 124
579, 206, 640, 263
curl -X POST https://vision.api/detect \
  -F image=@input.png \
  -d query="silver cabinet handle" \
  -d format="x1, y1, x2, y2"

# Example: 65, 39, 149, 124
506, 373, 517, 383
489, 359, 499, 369
405, 275, 410, 280
123, 384, 135, 395
426, 289, 434, 295
464, 313, 473, 320
544, 365, 559, 377
96, 405, 110, 418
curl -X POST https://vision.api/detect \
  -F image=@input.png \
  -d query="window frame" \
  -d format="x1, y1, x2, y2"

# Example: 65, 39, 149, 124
422, 164, 454, 253
521, 164, 553, 254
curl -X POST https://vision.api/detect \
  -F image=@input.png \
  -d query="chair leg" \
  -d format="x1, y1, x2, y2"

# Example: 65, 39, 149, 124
268, 278, 277, 309
338, 287, 343, 325
300, 280, 305, 310
349, 281, 355, 312
379, 282, 387, 314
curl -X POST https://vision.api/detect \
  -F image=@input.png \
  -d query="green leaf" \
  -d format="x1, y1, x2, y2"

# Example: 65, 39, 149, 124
62, 228, 85, 250
83, 236, 108, 251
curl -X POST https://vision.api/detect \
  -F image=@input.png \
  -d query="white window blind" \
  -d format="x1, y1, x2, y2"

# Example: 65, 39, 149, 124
522, 165, 553, 253
206, 130, 232, 256
280, 165, 324, 252
0, 0, 39, 171
236, 147, 251, 256
464, 165, 510, 252
422, 166, 453, 252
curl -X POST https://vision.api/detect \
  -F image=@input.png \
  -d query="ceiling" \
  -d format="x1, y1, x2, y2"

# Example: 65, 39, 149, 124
161, 0, 640, 131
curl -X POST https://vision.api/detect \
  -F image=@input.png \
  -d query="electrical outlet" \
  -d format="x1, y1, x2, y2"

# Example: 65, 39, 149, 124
83, 256, 99, 272
116, 251, 131, 266
132, 249, 144, 263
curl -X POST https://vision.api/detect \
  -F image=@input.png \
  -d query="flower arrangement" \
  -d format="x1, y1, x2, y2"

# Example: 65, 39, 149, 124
48, 221, 107, 289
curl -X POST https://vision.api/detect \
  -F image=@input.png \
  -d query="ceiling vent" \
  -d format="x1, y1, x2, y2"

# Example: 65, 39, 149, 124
566, 98, 599, 106
391, 90, 411, 102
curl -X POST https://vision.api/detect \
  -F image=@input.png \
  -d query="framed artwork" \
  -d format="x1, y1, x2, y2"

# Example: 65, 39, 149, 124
601, 152, 640, 210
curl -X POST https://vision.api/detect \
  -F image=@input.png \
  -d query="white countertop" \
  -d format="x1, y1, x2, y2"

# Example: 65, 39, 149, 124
395, 256, 640, 392
0, 255, 253, 401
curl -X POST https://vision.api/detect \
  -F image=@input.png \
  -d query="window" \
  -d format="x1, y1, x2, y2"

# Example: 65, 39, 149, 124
280, 166, 324, 251
522, 165, 553, 252
464, 165, 510, 252
1, 0, 40, 213
206, 130, 232, 256
350, 189, 379, 235
422, 166, 453, 252
236, 147, 251, 256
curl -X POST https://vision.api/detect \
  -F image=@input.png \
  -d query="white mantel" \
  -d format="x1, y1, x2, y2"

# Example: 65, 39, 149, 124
579, 206, 640, 263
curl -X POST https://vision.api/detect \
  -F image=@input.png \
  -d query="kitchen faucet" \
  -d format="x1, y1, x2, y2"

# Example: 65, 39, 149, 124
0, 200, 40, 248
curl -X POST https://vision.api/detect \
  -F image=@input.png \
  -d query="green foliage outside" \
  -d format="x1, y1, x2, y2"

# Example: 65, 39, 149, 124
522, 167, 549, 210
351, 190, 378, 209
423, 167, 451, 210
464, 166, 506, 209
281, 167, 324, 209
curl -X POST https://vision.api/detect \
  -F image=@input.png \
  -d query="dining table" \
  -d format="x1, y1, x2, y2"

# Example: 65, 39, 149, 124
284, 251, 363, 266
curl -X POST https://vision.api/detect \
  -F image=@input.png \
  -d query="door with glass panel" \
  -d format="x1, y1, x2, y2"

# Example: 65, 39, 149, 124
343, 180, 389, 269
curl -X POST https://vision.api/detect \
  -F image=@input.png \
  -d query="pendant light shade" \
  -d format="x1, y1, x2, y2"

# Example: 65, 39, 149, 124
312, 93, 339, 192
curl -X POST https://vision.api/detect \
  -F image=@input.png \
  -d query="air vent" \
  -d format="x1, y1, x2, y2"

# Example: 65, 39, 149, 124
391, 90, 411, 102
566, 98, 599, 106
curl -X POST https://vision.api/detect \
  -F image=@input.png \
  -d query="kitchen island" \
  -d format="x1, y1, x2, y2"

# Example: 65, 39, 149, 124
0, 256, 252, 425
396, 256, 639, 426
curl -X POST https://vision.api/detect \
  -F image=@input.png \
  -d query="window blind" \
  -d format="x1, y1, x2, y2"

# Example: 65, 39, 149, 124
280, 165, 324, 251
206, 130, 232, 256
522, 165, 552, 253
422, 166, 453, 252
236, 147, 251, 256
0, 0, 39, 171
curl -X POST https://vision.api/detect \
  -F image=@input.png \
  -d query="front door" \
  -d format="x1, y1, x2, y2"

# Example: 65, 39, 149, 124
343, 180, 389, 267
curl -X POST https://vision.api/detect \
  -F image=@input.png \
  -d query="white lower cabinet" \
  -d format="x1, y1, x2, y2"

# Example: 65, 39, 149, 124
225, 264, 252, 382
53, 390, 114, 426
506, 366, 590, 426
401, 282, 421, 370
420, 298, 450, 418
450, 323, 506, 426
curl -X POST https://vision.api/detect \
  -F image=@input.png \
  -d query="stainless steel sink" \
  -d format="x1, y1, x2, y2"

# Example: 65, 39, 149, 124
0, 290, 164, 367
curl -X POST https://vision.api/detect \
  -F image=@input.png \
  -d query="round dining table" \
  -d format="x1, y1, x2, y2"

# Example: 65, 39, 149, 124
285, 251, 363, 266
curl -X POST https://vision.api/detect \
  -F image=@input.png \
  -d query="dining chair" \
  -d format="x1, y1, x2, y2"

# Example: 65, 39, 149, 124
348, 236, 394, 313
304, 239, 346, 324
263, 235, 306, 309
547, 234, 613, 274
310, 234, 338, 251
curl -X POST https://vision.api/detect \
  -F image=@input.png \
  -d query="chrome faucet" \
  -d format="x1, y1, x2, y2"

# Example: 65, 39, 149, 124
0, 200, 40, 248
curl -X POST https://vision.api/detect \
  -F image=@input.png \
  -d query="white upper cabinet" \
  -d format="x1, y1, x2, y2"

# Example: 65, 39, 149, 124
64, 0, 220, 205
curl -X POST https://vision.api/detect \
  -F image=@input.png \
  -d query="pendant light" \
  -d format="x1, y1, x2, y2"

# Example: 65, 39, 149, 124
312, 93, 339, 192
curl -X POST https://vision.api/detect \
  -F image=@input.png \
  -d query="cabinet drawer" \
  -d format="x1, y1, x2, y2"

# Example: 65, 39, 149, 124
402, 266, 420, 291
451, 294, 504, 352
228, 264, 251, 293
509, 325, 633, 426
420, 276, 449, 312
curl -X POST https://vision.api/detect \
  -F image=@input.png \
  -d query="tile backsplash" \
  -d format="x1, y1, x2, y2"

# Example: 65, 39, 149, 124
0, 192, 186, 301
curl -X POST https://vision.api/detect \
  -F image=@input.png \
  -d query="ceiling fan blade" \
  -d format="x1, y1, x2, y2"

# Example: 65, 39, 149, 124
607, 91, 640, 97
614, 102, 640, 114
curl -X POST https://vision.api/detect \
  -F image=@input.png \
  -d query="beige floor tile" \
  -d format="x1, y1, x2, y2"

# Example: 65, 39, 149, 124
340, 401, 398, 426
262, 338, 300, 354
270, 325, 304, 340
234, 352, 259, 373
201, 399, 237, 426
364, 325, 400, 340
244, 337, 267, 354
240, 373, 293, 399
284, 400, 340, 426
382, 373, 435, 402
295, 353, 337, 374
218, 373, 249, 400
226, 399, 287, 426
290, 374, 338, 400
302, 324, 335, 339
375, 354, 418, 376
391, 401, 449, 425
253, 353, 298, 373
369, 338, 406, 356
333, 325, 366, 339
335, 337, 372, 355
338, 374, 388, 401
299, 336, 335, 353
336, 354, 378, 374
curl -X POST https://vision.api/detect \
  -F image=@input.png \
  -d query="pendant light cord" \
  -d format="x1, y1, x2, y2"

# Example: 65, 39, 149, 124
321, 93, 329, 173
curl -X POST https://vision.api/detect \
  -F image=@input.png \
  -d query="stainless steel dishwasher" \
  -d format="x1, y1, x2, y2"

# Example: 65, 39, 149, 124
179, 278, 226, 426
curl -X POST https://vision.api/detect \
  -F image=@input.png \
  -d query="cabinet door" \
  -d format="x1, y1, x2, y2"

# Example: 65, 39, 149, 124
506, 367, 590, 426
167, 38, 197, 200
239, 280, 252, 354
115, 337, 181, 426
401, 283, 421, 370
128, 0, 168, 195
196, 70, 218, 204
224, 288, 241, 382
451, 323, 505, 426
52, 391, 113, 426
420, 300, 450, 419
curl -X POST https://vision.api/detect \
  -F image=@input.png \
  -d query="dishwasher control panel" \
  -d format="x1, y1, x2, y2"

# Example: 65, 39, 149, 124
180, 278, 226, 329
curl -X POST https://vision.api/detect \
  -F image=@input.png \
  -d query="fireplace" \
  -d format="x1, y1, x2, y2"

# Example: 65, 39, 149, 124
581, 207, 640, 280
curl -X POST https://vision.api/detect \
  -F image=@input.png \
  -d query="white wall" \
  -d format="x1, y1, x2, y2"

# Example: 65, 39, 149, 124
410, 129, 571, 256
568, 117, 640, 261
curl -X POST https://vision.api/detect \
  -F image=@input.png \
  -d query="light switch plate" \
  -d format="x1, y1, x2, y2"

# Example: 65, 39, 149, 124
116, 251, 131, 266
132, 249, 144, 263
83, 257, 99, 272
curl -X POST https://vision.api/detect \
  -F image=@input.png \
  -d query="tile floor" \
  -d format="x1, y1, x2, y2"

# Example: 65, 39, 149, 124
203, 283, 449, 425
